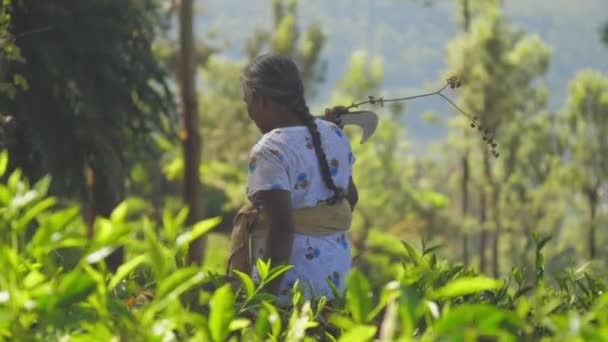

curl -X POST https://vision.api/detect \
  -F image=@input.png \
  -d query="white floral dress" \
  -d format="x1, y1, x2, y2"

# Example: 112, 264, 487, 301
246, 118, 355, 303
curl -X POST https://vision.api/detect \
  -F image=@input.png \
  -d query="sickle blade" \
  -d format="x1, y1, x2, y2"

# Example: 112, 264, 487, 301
340, 110, 379, 144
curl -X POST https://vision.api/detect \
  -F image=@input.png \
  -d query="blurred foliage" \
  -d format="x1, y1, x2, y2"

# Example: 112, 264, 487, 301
1, 162, 607, 340
0, 0, 606, 339
0, 0, 174, 200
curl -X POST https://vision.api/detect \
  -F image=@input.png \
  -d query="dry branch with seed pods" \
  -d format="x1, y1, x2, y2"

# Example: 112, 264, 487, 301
345, 76, 499, 158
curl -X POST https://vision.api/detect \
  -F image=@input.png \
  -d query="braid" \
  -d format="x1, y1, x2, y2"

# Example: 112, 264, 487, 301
242, 53, 345, 204
292, 98, 345, 204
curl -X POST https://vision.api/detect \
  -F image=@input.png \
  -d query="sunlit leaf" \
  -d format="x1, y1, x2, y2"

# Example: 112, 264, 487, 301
346, 270, 373, 323
0, 150, 8, 177
232, 270, 255, 298
432, 276, 503, 299
209, 284, 235, 342
337, 325, 376, 342
256, 258, 270, 281
109, 254, 147, 289
51, 271, 96, 308
110, 201, 129, 222
16, 197, 55, 231
176, 216, 221, 247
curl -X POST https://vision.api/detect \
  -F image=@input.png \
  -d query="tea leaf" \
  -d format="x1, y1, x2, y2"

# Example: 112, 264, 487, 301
346, 270, 373, 323
109, 254, 147, 290
232, 270, 255, 298
337, 325, 376, 342
209, 284, 235, 342
0, 150, 7, 177
432, 276, 502, 299
176, 216, 221, 247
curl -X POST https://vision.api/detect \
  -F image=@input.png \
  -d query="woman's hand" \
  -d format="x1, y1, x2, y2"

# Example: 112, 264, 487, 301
323, 105, 349, 129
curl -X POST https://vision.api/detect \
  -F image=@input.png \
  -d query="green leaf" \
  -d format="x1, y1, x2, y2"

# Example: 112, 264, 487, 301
401, 241, 421, 266
23, 270, 46, 289
337, 325, 377, 342
109, 254, 147, 289
537, 236, 552, 250
0, 185, 11, 205
229, 318, 250, 331
232, 270, 255, 298
33, 175, 51, 197
256, 258, 270, 281
264, 264, 293, 284
110, 201, 129, 222
0, 150, 8, 177
149, 269, 206, 316
346, 270, 373, 323
263, 302, 282, 338
432, 276, 503, 299
176, 216, 221, 247
16, 197, 55, 231
399, 284, 422, 336
156, 268, 201, 299
209, 284, 235, 342
174, 207, 190, 227
52, 271, 96, 308
367, 281, 399, 321
7, 168, 22, 193
434, 304, 522, 338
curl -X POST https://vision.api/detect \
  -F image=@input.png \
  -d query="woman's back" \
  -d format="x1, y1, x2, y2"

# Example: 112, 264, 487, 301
246, 118, 355, 302
247, 118, 354, 208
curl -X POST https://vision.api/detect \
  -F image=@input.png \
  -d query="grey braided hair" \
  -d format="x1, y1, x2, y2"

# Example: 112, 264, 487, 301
242, 53, 345, 204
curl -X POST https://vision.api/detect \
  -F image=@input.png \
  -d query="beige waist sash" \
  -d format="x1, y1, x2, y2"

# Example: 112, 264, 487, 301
227, 199, 352, 275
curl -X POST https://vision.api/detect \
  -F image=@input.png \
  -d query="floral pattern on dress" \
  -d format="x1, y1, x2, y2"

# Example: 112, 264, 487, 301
328, 271, 341, 288
305, 239, 321, 260
270, 148, 284, 162
305, 136, 314, 149
294, 172, 309, 190
330, 158, 340, 177
332, 126, 343, 138
249, 156, 257, 173
337, 233, 348, 249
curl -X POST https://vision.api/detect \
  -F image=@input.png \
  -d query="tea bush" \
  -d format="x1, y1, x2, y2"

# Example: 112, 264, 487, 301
0, 150, 606, 341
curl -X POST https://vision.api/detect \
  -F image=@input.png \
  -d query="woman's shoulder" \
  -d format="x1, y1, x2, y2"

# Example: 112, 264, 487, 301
250, 128, 293, 156
314, 118, 351, 146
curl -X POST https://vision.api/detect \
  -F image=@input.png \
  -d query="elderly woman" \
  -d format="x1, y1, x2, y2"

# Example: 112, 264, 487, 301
228, 53, 358, 303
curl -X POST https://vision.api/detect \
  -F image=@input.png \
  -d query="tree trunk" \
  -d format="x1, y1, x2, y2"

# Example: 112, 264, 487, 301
481, 147, 502, 278
479, 189, 487, 274
85, 163, 125, 271
490, 187, 501, 278
461, 152, 470, 265
586, 187, 598, 259
460, 0, 471, 267
179, 0, 205, 265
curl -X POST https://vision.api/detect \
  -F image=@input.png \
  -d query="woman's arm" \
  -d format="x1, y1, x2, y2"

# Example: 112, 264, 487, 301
255, 190, 295, 295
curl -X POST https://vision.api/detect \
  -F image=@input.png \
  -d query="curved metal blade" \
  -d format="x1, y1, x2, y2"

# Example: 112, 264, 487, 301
340, 110, 379, 144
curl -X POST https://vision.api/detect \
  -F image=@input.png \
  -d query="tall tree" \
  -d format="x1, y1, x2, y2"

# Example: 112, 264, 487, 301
179, 0, 205, 265
458, 0, 472, 266
559, 70, 608, 259
446, 1, 550, 276
0, 0, 173, 270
